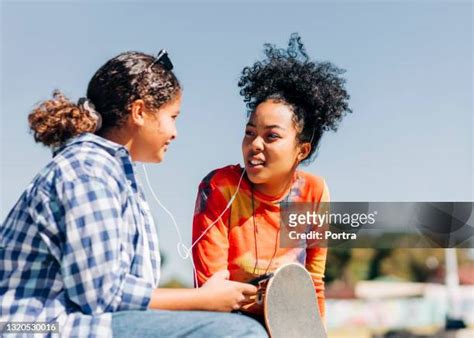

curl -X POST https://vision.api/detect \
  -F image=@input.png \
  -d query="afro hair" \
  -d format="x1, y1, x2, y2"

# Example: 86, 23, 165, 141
238, 33, 352, 163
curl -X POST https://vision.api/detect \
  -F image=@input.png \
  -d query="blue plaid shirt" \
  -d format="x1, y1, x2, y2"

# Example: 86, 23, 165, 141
1, 133, 161, 337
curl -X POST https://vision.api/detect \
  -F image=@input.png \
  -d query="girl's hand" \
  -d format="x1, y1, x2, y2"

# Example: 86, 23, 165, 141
199, 270, 257, 312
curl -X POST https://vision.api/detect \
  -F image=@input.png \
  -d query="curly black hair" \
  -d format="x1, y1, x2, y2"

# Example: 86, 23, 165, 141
238, 33, 351, 163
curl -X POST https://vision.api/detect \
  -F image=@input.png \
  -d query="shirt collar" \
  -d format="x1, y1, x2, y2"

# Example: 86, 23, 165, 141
53, 132, 129, 158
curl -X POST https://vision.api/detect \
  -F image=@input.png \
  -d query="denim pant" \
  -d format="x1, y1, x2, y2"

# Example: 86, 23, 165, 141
112, 310, 268, 337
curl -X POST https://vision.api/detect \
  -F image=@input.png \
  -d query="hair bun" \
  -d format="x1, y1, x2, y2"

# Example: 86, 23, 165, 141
28, 91, 98, 148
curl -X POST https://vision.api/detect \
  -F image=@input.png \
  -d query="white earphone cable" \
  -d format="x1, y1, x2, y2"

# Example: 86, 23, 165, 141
141, 164, 246, 287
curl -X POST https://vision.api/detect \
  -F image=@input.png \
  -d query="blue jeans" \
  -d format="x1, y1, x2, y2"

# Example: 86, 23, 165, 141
112, 310, 268, 337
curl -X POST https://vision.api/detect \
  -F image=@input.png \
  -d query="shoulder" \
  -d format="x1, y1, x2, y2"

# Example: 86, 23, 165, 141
30, 141, 126, 199
294, 170, 329, 202
195, 165, 246, 211
199, 164, 244, 189
55, 141, 124, 181
297, 171, 326, 186
6, 138, 128, 227
50, 141, 129, 196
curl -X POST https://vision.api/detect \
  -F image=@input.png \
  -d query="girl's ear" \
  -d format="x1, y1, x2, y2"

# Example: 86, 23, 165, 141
129, 99, 147, 127
298, 142, 312, 162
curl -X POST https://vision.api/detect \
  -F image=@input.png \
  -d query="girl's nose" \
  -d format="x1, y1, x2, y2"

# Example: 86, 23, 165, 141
250, 136, 264, 152
171, 125, 177, 140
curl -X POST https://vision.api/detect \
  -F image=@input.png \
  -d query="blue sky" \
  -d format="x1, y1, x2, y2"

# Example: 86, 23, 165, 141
1, 0, 472, 285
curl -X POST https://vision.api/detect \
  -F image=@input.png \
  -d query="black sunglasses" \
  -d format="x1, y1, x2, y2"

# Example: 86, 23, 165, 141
148, 49, 173, 71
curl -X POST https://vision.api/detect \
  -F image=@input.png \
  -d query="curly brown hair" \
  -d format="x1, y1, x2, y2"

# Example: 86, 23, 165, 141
28, 90, 97, 148
238, 33, 351, 163
28, 51, 181, 148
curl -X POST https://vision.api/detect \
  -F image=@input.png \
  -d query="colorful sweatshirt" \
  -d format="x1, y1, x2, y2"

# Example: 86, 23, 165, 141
192, 165, 329, 317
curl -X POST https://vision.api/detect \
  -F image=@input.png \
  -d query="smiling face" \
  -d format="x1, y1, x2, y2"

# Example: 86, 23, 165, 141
129, 93, 181, 163
242, 99, 310, 196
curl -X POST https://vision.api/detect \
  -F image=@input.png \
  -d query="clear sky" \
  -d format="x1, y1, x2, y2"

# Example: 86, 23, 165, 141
1, 0, 472, 285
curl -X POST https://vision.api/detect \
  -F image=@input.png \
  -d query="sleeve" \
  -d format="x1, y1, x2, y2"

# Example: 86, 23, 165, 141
305, 179, 330, 320
59, 176, 153, 314
192, 178, 230, 287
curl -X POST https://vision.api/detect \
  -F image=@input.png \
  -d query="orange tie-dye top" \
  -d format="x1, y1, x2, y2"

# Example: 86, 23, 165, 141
192, 164, 329, 318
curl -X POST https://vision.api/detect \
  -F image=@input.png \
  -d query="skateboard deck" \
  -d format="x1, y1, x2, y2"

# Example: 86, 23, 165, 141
262, 263, 327, 338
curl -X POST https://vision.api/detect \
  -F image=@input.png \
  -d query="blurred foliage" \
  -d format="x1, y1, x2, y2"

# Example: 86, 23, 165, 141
325, 248, 473, 286
160, 247, 473, 287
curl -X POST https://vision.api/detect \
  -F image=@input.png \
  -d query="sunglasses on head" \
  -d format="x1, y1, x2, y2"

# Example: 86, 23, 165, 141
148, 49, 173, 71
